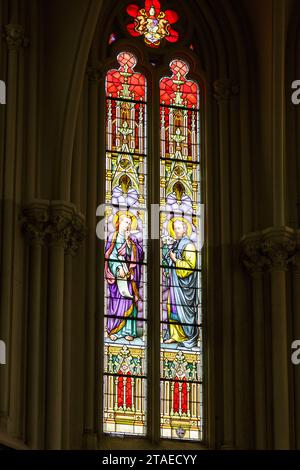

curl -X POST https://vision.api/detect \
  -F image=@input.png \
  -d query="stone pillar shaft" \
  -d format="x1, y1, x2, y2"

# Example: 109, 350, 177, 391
270, 268, 290, 448
46, 241, 65, 449
27, 243, 42, 448
272, 1, 286, 226
251, 270, 267, 448
0, 23, 27, 422
242, 227, 296, 449
82, 67, 100, 450
293, 250, 300, 449
21, 200, 85, 449
214, 79, 239, 449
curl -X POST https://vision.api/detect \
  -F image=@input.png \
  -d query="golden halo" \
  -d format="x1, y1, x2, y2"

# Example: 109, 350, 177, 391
168, 217, 192, 239
113, 211, 138, 231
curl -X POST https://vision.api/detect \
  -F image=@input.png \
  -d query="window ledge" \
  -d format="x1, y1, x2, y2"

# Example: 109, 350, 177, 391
98, 435, 208, 451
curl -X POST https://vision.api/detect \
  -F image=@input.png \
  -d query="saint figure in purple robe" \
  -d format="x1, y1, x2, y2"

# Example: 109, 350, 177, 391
105, 212, 144, 342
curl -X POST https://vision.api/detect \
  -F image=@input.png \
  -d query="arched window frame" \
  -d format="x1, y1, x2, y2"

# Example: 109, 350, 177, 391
96, 8, 208, 448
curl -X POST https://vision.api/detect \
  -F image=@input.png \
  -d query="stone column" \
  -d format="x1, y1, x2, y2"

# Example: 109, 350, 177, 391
272, 0, 286, 227
262, 227, 296, 449
20, 201, 49, 449
241, 234, 268, 449
292, 235, 300, 449
62, 252, 72, 450
45, 202, 85, 449
213, 79, 239, 449
83, 66, 101, 450
0, 23, 28, 425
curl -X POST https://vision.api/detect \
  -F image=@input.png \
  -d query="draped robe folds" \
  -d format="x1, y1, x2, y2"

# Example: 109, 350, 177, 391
163, 235, 198, 348
105, 231, 143, 338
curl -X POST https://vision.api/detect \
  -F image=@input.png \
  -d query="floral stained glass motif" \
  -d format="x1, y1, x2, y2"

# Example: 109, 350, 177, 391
127, 0, 179, 48
160, 59, 203, 441
103, 52, 148, 436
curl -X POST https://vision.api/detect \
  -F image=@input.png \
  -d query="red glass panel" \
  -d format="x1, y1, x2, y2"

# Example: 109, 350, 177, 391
126, 373, 133, 408
127, 4, 139, 17
118, 375, 124, 408
165, 10, 179, 24
166, 28, 179, 43
145, 0, 161, 14
173, 379, 179, 413
182, 380, 188, 414
127, 23, 140, 37
160, 60, 199, 108
126, 0, 179, 47
106, 52, 146, 101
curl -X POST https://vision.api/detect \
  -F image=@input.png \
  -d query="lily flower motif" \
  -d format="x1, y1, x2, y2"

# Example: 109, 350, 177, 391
127, 0, 179, 48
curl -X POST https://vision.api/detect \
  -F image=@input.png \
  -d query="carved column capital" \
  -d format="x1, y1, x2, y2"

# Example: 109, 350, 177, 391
292, 230, 300, 272
86, 64, 103, 83
47, 202, 86, 255
241, 233, 268, 275
261, 227, 296, 271
20, 200, 50, 246
241, 226, 298, 273
20, 200, 86, 255
3, 24, 29, 51
213, 79, 239, 102
64, 212, 87, 256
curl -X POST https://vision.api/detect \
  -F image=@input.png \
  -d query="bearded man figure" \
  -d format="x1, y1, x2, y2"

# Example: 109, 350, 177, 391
162, 218, 198, 349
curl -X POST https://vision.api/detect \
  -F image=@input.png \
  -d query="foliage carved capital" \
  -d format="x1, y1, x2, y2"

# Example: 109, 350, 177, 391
241, 233, 268, 275
4, 24, 29, 51
20, 200, 50, 246
241, 227, 297, 274
261, 227, 296, 271
87, 64, 103, 83
20, 200, 86, 255
47, 201, 87, 255
213, 79, 239, 102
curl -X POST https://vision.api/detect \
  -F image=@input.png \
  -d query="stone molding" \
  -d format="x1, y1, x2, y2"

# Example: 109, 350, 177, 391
20, 200, 87, 256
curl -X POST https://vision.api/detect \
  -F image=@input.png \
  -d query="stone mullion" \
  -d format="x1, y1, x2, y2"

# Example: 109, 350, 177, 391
213, 79, 238, 449
83, 67, 100, 450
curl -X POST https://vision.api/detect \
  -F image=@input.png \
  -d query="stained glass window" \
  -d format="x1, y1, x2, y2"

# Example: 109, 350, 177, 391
159, 59, 203, 441
126, 0, 179, 48
103, 8, 204, 440
104, 52, 148, 436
